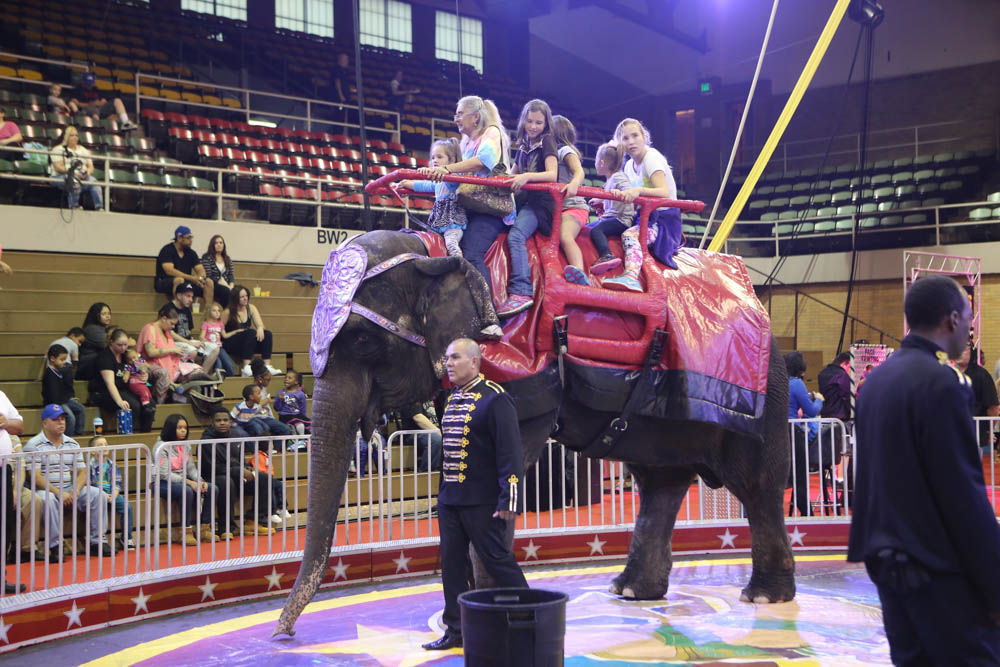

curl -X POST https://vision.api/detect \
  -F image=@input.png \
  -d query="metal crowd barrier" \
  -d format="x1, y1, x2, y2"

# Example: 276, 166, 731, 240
4, 417, 997, 600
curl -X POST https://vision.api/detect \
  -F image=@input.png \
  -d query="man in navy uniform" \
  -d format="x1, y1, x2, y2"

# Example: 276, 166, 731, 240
848, 275, 1000, 664
423, 337, 528, 651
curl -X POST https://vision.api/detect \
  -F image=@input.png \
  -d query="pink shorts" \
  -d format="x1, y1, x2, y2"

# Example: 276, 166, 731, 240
562, 208, 589, 228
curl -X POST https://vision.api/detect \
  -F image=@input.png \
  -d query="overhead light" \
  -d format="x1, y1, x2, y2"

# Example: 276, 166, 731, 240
248, 119, 277, 128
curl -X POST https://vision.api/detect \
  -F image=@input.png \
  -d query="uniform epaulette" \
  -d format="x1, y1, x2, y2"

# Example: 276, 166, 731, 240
484, 379, 505, 394
936, 350, 972, 387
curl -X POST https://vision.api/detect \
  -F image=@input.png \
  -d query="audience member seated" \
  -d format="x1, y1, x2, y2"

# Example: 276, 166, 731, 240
400, 401, 442, 472
275, 369, 310, 440
49, 327, 86, 367
199, 300, 235, 376
155, 227, 214, 304
88, 328, 157, 433
23, 404, 113, 560
250, 440, 290, 526
0, 107, 22, 149
139, 304, 218, 404
223, 285, 281, 376
47, 83, 78, 117
73, 72, 137, 131
200, 235, 235, 309
41, 344, 86, 437
154, 414, 223, 544
78, 302, 113, 379
786, 350, 824, 518
123, 347, 154, 407
388, 69, 420, 114
231, 383, 290, 441
51, 126, 104, 211
169, 282, 221, 369
199, 408, 273, 536
88, 436, 136, 550
250, 359, 293, 439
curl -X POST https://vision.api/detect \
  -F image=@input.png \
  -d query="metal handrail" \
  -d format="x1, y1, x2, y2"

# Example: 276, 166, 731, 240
0, 50, 91, 73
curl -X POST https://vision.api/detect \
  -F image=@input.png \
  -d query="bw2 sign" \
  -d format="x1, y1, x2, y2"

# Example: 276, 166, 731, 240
316, 229, 360, 246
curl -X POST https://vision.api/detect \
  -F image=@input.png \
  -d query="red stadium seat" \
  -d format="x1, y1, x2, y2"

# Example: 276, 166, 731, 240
398, 156, 417, 168
211, 118, 232, 131
242, 136, 261, 150
366, 151, 380, 164
310, 158, 331, 172
222, 147, 246, 163
380, 153, 399, 167
416, 157, 430, 168
332, 134, 350, 147
274, 127, 293, 140
198, 144, 225, 167
217, 133, 239, 147
292, 129, 311, 142
261, 139, 281, 153
345, 149, 361, 163
193, 130, 216, 144
320, 146, 340, 159
313, 132, 334, 144
331, 160, 349, 175
231, 121, 252, 134
164, 112, 188, 126
370, 139, 388, 151
188, 115, 211, 129
369, 165, 389, 178
388, 141, 404, 154
142, 109, 165, 122
268, 153, 289, 167
301, 144, 320, 157
244, 151, 266, 165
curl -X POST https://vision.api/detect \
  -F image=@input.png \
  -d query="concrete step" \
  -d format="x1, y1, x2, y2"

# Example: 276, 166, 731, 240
0, 331, 311, 356
1, 374, 316, 409
1, 290, 316, 315
3, 250, 321, 279
1, 270, 321, 299
0, 310, 312, 335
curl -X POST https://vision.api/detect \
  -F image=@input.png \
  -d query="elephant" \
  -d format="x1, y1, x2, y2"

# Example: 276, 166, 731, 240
274, 230, 794, 637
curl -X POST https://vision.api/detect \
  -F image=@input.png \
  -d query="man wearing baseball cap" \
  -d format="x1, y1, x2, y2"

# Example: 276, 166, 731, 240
23, 404, 113, 559
154, 226, 214, 306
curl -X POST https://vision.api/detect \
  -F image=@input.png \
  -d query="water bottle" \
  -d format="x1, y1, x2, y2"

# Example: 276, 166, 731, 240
93, 416, 103, 435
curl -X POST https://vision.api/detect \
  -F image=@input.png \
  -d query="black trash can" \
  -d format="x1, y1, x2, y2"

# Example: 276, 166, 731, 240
458, 588, 568, 666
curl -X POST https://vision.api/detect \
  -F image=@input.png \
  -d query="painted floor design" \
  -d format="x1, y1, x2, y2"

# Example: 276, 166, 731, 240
8, 555, 889, 666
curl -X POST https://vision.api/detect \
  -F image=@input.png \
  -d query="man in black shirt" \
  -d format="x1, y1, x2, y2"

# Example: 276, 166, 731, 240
818, 352, 852, 423
849, 276, 1000, 664
957, 341, 999, 450
155, 226, 213, 305
423, 338, 527, 651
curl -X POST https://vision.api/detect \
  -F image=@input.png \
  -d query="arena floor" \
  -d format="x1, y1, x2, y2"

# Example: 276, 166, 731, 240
5, 553, 888, 665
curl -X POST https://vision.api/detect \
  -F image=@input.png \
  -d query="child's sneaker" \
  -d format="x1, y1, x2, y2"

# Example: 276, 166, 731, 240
590, 254, 622, 275
563, 265, 591, 286
496, 294, 534, 317
602, 275, 643, 292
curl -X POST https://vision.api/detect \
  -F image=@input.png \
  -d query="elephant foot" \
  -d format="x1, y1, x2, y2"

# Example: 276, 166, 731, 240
273, 617, 297, 638
739, 571, 796, 604
609, 570, 667, 601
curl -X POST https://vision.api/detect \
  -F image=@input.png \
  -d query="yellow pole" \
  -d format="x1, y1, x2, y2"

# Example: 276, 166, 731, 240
709, 0, 852, 252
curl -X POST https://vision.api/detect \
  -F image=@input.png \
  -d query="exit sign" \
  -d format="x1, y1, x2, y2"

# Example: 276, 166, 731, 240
699, 80, 713, 95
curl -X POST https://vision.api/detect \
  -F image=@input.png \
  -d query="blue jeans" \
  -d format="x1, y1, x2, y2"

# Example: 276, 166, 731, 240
62, 399, 86, 436
214, 348, 235, 376
458, 213, 506, 294
55, 175, 104, 209
113, 493, 135, 535
244, 416, 293, 438
507, 205, 540, 296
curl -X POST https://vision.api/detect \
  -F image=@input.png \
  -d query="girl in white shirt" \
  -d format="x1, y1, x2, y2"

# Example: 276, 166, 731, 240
603, 118, 679, 292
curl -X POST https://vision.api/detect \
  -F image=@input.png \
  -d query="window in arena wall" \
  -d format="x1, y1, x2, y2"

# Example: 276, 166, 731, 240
434, 11, 483, 74
360, 0, 412, 53
276, 0, 334, 38
181, 0, 248, 22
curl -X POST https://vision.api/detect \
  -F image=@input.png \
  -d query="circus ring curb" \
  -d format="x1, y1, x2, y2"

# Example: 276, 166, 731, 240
0, 520, 850, 653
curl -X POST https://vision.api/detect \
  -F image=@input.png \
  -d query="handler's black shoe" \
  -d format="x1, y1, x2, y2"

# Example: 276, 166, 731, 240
422, 632, 462, 650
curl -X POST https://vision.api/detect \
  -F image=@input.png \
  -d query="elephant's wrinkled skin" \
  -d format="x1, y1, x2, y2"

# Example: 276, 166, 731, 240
274, 231, 794, 637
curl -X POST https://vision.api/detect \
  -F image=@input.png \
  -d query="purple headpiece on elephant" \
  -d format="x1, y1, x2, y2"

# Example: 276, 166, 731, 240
310, 244, 368, 378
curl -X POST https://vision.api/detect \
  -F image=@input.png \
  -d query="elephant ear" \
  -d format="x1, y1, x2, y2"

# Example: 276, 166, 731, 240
413, 257, 499, 377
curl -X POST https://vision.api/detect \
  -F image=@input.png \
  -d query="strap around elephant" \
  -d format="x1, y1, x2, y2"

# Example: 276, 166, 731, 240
584, 328, 668, 459
363, 252, 425, 281
350, 302, 427, 347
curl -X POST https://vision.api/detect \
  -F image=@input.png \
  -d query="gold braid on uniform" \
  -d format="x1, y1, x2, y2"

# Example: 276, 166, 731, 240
936, 350, 973, 387
440, 374, 484, 484
507, 474, 519, 512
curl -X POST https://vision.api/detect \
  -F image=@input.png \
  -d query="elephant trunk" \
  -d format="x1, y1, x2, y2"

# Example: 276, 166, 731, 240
274, 367, 368, 637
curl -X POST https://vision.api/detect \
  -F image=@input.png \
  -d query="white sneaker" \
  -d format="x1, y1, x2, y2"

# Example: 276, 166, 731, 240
241, 364, 253, 377
281, 509, 292, 519
266, 364, 283, 375
270, 513, 283, 525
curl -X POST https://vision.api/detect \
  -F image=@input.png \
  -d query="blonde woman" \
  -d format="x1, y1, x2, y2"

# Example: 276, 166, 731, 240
421, 95, 511, 294
51, 126, 103, 210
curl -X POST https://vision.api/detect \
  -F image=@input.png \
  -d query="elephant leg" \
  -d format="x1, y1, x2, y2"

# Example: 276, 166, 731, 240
722, 436, 796, 603
610, 464, 693, 600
